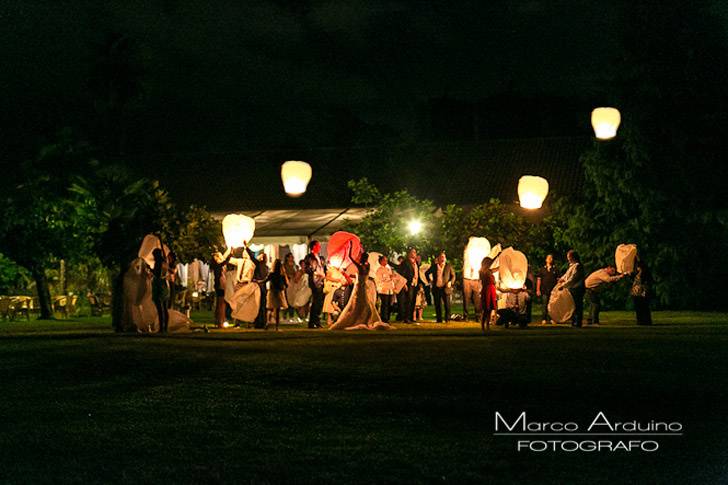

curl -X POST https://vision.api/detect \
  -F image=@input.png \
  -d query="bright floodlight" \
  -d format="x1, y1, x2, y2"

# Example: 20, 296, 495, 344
281, 161, 312, 197
518, 175, 549, 209
408, 219, 423, 235
591, 107, 621, 140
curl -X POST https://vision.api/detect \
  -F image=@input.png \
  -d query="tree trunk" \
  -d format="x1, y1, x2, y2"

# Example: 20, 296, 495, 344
31, 267, 54, 320
111, 263, 125, 332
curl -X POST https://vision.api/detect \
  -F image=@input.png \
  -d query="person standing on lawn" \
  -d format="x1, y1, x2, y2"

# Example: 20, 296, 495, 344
631, 257, 653, 325
557, 250, 585, 327
304, 240, 326, 328
585, 265, 625, 325
536, 254, 559, 324
426, 251, 456, 323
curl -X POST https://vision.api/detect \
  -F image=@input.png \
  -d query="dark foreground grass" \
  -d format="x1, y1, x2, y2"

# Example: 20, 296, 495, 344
1, 312, 728, 484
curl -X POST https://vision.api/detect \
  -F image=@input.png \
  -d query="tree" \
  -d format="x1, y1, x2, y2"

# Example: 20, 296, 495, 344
440, 199, 553, 272
0, 133, 95, 319
343, 178, 439, 257
71, 165, 174, 329
166, 205, 223, 263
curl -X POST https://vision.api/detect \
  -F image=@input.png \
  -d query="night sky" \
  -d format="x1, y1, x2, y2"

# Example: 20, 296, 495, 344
2, 1, 727, 198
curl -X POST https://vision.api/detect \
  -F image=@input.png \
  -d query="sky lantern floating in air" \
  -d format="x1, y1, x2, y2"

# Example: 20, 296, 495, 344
518, 175, 549, 209
591, 107, 621, 140
327, 231, 362, 269
615, 243, 638, 274
497, 247, 528, 290
281, 161, 312, 197
222, 214, 255, 248
463, 237, 491, 280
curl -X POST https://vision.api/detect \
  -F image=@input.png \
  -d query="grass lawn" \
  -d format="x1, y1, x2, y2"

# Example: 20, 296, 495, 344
1, 310, 728, 484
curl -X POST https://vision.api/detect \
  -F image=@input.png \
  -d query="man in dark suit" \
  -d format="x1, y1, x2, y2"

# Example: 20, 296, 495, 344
426, 251, 456, 323
304, 240, 326, 328
396, 248, 420, 323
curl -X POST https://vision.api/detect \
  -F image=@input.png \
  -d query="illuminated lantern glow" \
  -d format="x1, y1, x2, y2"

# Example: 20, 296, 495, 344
497, 247, 529, 290
615, 243, 638, 274
281, 161, 312, 197
138, 234, 170, 269
222, 214, 256, 248
518, 175, 549, 209
591, 107, 621, 140
463, 237, 491, 280
327, 231, 362, 269
408, 219, 423, 235
368, 251, 383, 275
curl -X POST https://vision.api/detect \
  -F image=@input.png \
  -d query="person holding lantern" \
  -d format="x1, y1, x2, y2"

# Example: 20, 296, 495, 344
557, 250, 586, 327
479, 257, 498, 331
329, 246, 393, 331
210, 247, 232, 327
585, 265, 625, 325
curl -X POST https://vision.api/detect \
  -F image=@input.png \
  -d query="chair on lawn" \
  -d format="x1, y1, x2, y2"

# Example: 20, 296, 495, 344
87, 292, 109, 316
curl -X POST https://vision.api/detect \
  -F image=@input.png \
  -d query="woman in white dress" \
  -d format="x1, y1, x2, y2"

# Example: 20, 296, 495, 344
329, 247, 394, 331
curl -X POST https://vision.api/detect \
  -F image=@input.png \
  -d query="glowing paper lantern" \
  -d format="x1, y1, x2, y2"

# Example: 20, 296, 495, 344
463, 237, 491, 280
281, 161, 312, 197
548, 287, 575, 323
368, 252, 383, 275
138, 234, 170, 269
615, 244, 638, 274
222, 214, 255, 248
518, 176, 549, 209
591, 107, 621, 140
497, 247, 528, 290
408, 219, 423, 235
327, 231, 362, 269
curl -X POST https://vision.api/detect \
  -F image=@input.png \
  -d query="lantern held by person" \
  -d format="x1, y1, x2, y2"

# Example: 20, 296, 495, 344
615, 244, 638, 274
518, 176, 549, 209
327, 231, 362, 269
591, 107, 621, 140
463, 237, 491, 280
497, 247, 528, 290
222, 214, 255, 248
281, 161, 312, 197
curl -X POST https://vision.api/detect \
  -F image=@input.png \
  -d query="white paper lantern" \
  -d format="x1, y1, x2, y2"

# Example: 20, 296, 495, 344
222, 214, 255, 248
591, 107, 621, 140
281, 161, 312, 197
615, 243, 638, 274
463, 237, 491, 280
518, 175, 549, 209
498, 247, 528, 290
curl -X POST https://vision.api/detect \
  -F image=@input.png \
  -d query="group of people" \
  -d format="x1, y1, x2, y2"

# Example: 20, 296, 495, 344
212, 241, 653, 332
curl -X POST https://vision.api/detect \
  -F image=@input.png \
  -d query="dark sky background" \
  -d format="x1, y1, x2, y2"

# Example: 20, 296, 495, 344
2, 0, 728, 205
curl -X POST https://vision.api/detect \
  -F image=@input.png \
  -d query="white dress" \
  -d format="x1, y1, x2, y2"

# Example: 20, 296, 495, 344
329, 262, 393, 331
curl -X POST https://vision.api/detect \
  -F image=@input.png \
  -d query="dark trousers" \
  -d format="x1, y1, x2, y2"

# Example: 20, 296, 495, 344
378, 293, 392, 322
570, 287, 585, 327
633, 296, 652, 325
423, 285, 432, 305
396, 288, 407, 322
309, 286, 324, 328
406, 285, 418, 322
541, 290, 552, 322
215, 289, 226, 325
587, 288, 601, 324
432, 286, 450, 322
254, 283, 267, 328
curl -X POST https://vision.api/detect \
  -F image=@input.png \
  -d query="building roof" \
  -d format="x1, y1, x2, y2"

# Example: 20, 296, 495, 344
154, 135, 589, 211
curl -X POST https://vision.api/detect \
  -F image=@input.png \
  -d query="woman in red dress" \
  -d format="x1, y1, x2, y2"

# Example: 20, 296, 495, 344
479, 257, 498, 332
